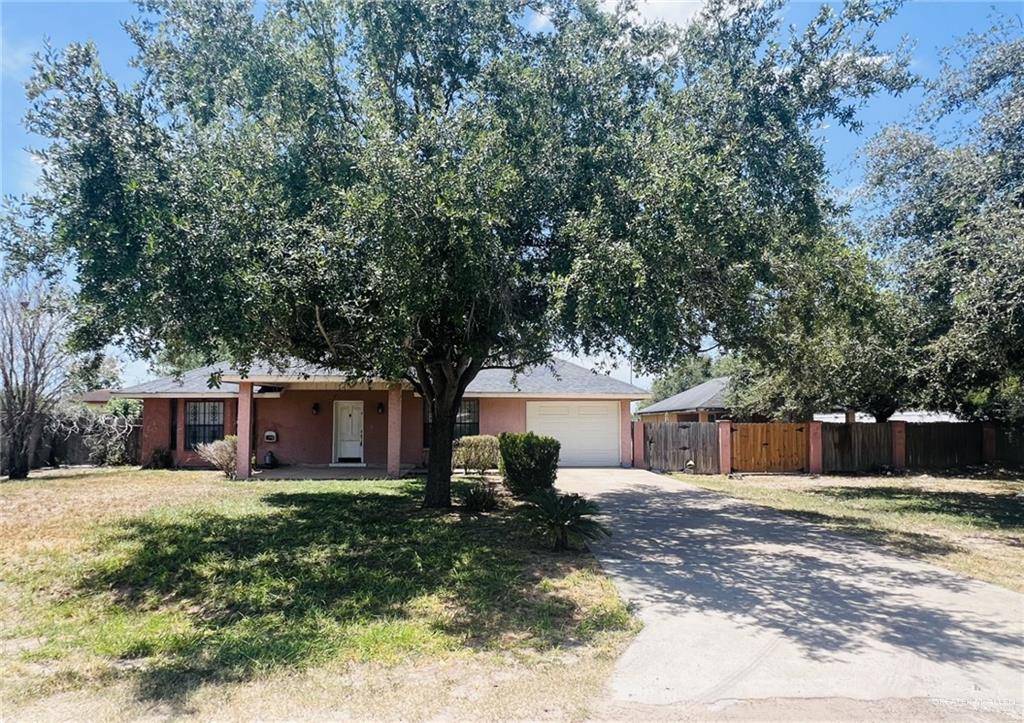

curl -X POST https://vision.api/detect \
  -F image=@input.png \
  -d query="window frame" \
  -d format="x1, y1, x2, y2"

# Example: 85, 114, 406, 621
423, 398, 480, 447
184, 400, 226, 449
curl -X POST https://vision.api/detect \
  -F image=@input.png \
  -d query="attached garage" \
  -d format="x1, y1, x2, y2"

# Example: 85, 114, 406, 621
526, 401, 621, 466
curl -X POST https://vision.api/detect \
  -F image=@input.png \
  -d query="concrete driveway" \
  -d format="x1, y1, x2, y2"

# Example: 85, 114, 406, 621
557, 468, 1024, 720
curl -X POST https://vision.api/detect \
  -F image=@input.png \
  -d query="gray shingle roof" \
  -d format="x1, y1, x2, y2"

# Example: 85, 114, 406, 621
638, 376, 731, 414
115, 364, 240, 396
466, 359, 647, 396
115, 358, 648, 398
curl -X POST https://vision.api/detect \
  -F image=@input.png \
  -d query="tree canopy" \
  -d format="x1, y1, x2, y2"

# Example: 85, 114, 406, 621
3, 0, 910, 503
864, 20, 1023, 423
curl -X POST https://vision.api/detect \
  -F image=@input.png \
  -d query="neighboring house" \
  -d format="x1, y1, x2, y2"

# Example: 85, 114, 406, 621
637, 375, 962, 425
113, 358, 649, 477
70, 389, 114, 409
637, 376, 730, 423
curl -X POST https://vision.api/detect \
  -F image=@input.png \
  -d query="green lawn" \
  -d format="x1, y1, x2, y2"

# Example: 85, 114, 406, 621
674, 472, 1024, 592
1, 468, 635, 719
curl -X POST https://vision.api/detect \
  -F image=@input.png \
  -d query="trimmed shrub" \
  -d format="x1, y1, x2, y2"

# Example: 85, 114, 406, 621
453, 434, 500, 474
498, 432, 560, 497
460, 481, 500, 512
523, 488, 610, 551
195, 435, 238, 479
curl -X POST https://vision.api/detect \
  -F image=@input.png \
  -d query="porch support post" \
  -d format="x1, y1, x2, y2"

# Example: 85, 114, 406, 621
890, 420, 907, 470
632, 419, 646, 469
237, 382, 253, 479
717, 420, 731, 475
808, 420, 823, 475
387, 384, 403, 478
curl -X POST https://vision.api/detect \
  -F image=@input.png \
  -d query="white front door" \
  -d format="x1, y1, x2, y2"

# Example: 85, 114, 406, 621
333, 401, 364, 463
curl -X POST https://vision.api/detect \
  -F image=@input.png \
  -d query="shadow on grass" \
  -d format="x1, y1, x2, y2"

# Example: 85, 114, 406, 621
776, 508, 961, 557
806, 486, 1024, 530
72, 482, 598, 706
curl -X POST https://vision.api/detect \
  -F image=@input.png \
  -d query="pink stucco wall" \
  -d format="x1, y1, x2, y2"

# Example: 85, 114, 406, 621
141, 398, 172, 465
400, 391, 425, 465
254, 389, 391, 466
619, 399, 633, 467
140, 397, 237, 468
478, 398, 527, 436
143, 392, 636, 469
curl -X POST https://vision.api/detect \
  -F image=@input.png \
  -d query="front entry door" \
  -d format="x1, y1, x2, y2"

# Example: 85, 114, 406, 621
333, 401, 364, 463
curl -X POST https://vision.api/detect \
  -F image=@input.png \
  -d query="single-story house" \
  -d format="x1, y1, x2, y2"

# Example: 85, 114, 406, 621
113, 358, 649, 477
636, 376, 730, 423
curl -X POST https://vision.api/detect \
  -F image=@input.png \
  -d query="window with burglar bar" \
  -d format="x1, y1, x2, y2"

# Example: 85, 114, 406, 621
185, 401, 225, 448
423, 398, 479, 447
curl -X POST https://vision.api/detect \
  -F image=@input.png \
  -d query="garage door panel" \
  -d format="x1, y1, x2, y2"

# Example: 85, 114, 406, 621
526, 401, 619, 467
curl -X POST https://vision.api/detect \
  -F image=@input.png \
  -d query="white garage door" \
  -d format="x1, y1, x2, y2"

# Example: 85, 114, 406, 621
526, 401, 620, 467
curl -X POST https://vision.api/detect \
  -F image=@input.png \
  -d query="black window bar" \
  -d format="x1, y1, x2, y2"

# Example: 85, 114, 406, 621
423, 398, 480, 447
185, 401, 225, 449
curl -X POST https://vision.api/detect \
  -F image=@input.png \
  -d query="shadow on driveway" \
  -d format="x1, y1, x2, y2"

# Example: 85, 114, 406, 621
557, 469, 1024, 711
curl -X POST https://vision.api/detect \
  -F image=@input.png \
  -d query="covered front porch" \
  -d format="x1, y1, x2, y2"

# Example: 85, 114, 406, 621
236, 381, 418, 479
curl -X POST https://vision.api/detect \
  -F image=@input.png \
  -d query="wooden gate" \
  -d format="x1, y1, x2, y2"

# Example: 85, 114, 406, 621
645, 422, 719, 473
731, 423, 808, 473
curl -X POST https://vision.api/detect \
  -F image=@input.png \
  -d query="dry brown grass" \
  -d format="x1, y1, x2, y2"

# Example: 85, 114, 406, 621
675, 471, 1024, 592
1, 467, 637, 721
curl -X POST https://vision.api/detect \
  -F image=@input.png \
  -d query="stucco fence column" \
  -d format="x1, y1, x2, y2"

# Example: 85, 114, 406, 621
808, 420, 823, 474
890, 420, 907, 470
717, 420, 731, 475
236, 382, 254, 479
386, 384, 403, 478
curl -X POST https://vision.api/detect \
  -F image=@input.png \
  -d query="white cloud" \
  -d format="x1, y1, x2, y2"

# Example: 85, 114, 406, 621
2, 151, 44, 198
2, 37, 37, 81
602, 0, 706, 27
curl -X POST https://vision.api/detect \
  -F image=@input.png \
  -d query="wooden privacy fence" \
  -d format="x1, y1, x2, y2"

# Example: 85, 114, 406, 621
822, 423, 892, 473
637, 419, 1021, 475
995, 427, 1024, 467
644, 421, 719, 473
730, 423, 809, 473
906, 422, 982, 468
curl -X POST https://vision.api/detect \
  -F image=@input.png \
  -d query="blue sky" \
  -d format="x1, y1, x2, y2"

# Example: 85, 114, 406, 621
2, 0, 1020, 387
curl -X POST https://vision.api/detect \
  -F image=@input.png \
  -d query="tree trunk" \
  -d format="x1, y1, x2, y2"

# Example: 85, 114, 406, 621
413, 354, 486, 508
424, 399, 458, 508
4, 421, 30, 480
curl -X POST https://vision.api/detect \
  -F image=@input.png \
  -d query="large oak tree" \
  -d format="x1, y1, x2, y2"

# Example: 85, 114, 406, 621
5, 0, 907, 505
864, 20, 1024, 422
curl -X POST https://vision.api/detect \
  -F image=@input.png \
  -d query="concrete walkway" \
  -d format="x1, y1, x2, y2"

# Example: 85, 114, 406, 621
557, 468, 1024, 720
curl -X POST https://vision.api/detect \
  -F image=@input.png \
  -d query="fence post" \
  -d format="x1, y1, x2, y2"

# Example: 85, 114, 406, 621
890, 421, 906, 470
808, 421, 823, 474
717, 420, 732, 475
632, 420, 646, 469
982, 423, 997, 463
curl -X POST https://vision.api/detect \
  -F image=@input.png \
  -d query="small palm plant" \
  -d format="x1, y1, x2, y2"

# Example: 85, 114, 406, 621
523, 488, 610, 551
